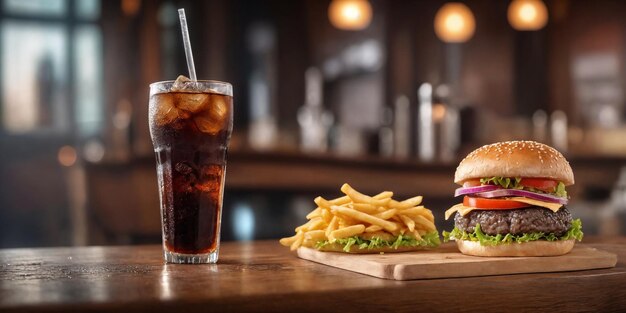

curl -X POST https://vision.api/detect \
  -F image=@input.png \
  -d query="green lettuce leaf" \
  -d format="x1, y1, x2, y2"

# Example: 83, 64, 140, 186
315, 232, 440, 252
480, 177, 522, 189
560, 218, 584, 241
442, 218, 583, 246
554, 182, 567, 198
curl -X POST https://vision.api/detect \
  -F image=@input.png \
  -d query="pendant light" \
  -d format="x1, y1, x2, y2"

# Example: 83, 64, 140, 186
328, 0, 373, 31
508, 0, 548, 31
434, 3, 476, 43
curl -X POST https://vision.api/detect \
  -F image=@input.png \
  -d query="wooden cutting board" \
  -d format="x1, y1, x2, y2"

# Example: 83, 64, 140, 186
297, 243, 617, 280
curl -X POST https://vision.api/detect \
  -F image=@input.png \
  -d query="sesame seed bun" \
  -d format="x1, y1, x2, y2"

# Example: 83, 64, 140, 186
454, 141, 574, 185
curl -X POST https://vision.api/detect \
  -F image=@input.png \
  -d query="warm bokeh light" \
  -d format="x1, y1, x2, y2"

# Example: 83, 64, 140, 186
121, 0, 141, 17
58, 145, 77, 167
433, 104, 447, 122
508, 0, 548, 31
328, 0, 372, 31
434, 3, 476, 43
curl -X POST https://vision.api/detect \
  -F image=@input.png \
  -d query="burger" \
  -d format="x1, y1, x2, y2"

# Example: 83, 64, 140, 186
443, 141, 583, 257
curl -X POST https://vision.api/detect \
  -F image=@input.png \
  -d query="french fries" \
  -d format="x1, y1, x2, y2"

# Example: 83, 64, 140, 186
399, 214, 415, 232
330, 224, 366, 240
279, 183, 439, 251
351, 203, 379, 214
365, 225, 383, 232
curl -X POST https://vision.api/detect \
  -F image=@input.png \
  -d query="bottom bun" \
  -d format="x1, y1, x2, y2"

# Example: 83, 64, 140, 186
316, 243, 431, 254
456, 239, 575, 257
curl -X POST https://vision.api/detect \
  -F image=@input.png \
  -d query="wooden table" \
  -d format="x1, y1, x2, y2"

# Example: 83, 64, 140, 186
1, 240, 625, 313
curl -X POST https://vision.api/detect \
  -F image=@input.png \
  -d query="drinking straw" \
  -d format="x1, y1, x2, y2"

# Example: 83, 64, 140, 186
178, 8, 197, 81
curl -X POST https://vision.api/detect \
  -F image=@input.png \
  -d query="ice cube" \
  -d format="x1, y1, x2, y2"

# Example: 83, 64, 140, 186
195, 165, 223, 192
192, 94, 230, 134
175, 93, 209, 113
208, 94, 229, 122
193, 114, 223, 134
171, 75, 191, 91
173, 162, 199, 194
153, 94, 180, 126
174, 162, 197, 176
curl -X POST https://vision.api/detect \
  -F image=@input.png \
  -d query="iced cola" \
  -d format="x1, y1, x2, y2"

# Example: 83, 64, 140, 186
149, 76, 233, 264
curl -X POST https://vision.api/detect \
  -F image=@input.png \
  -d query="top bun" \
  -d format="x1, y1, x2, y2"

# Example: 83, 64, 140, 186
454, 141, 574, 185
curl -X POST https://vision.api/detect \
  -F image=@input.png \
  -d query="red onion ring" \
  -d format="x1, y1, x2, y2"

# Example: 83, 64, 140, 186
475, 189, 568, 205
454, 185, 499, 197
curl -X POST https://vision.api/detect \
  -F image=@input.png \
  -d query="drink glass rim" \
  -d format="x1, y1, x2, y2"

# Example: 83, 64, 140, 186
150, 80, 232, 97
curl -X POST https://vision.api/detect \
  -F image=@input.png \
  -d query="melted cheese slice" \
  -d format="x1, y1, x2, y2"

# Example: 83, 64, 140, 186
444, 203, 473, 220
507, 197, 563, 212
444, 197, 563, 220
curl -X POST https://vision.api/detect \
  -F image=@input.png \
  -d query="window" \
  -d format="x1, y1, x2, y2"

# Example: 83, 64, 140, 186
0, 0, 103, 136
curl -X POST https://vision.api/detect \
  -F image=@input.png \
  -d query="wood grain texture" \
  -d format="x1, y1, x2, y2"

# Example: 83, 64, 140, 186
297, 243, 617, 280
0, 240, 625, 313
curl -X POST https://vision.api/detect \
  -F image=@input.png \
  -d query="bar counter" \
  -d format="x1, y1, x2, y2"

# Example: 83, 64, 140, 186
1, 239, 626, 312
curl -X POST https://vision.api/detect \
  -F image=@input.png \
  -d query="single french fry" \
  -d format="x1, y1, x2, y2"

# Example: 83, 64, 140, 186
374, 208, 397, 220
325, 216, 338, 238
365, 225, 383, 232
402, 195, 423, 207
310, 218, 326, 231
290, 232, 304, 251
331, 206, 398, 232
373, 191, 393, 200
306, 207, 322, 220
314, 196, 332, 209
330, 224, 366, 239
412, 230, 423, 240
321, 208, 332, 223
351, 203, 379, 214
340, 183, 390, 206
305, 230, 327, 242
388, 199, 403, 209
279, 234, 298, 247
399, 214, 415, 232
329, 195, 351, 205
414, 215, 436, 231
389, 196, 423, 209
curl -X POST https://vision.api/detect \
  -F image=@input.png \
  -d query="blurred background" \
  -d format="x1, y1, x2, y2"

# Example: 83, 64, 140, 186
1, 0, 626, 248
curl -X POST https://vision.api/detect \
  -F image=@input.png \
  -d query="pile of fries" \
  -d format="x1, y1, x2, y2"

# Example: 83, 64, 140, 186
280, 183, 438, 251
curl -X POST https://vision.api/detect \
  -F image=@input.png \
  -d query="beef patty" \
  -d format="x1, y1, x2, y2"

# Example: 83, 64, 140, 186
454, 206, 572, 236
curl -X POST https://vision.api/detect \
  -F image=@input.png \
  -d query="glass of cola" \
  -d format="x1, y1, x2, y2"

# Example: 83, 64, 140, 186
149, 76, 233, 264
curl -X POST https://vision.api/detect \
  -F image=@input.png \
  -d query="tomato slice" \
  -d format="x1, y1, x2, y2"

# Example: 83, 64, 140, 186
519, 178, 557, 192
463, 196, 531, 209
